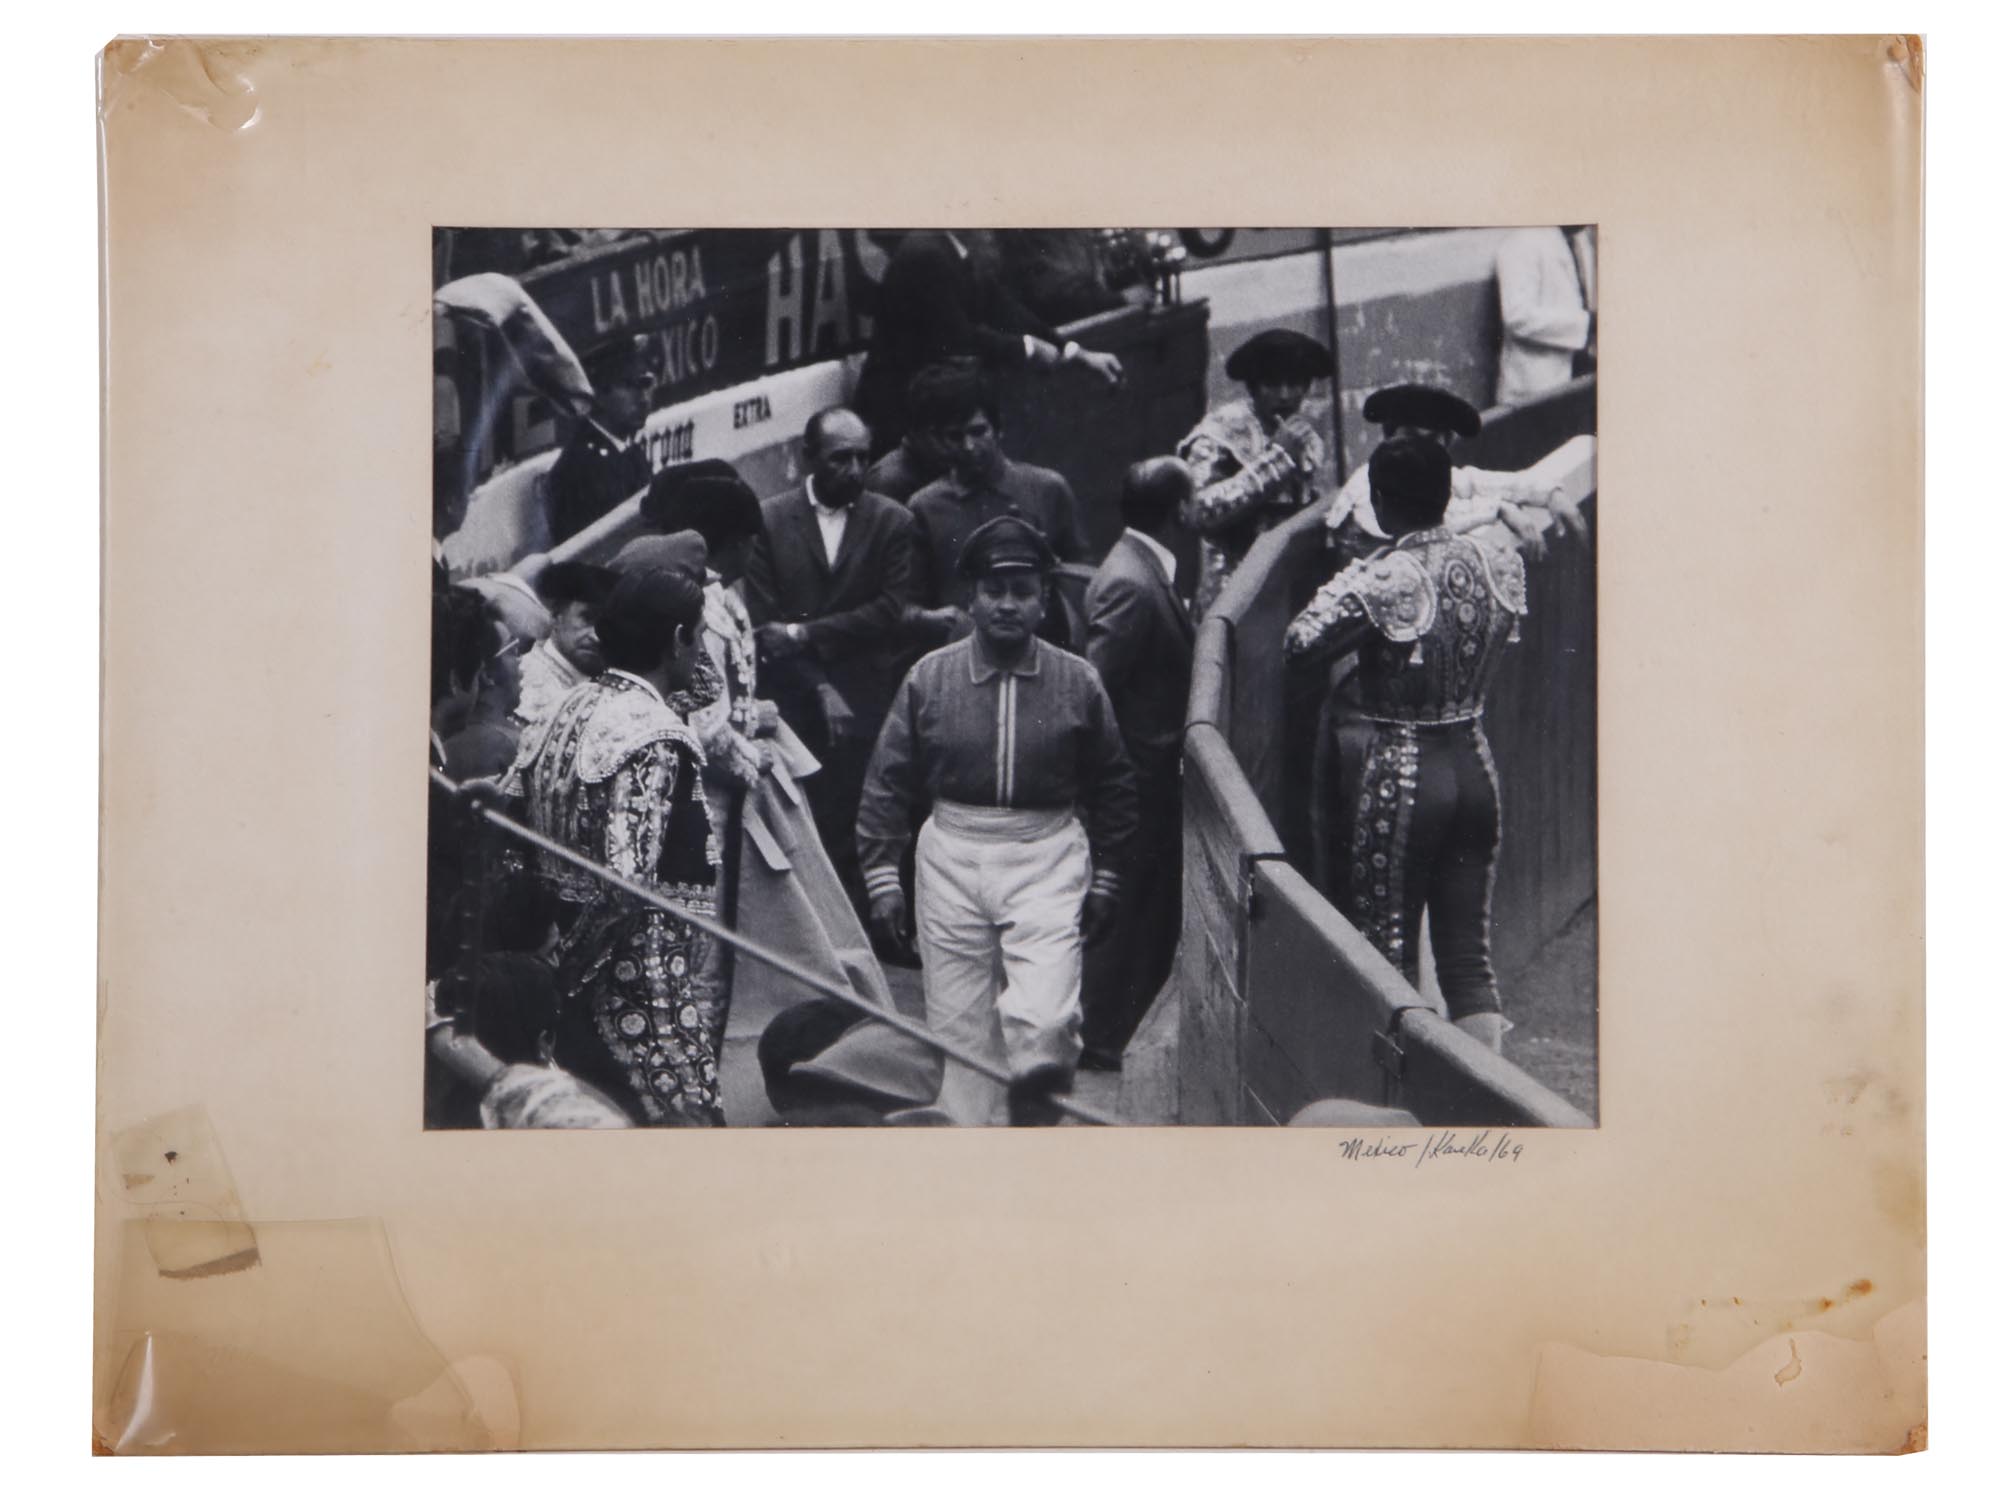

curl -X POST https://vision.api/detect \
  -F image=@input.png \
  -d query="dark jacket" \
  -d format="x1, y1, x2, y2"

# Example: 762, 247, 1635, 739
853, 231, 1060, 446
1083, 531, 1195, 788
863, 440, 946, 504
908, 457, 1091, 610
545, 419, 651, 547
742, 488, 918, 725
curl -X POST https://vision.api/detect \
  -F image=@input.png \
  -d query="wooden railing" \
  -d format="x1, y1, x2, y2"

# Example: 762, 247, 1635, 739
1168, 377, 1599, 1127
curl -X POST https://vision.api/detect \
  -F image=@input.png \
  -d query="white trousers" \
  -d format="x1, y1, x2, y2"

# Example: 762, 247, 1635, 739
915, 800, 1089, 1126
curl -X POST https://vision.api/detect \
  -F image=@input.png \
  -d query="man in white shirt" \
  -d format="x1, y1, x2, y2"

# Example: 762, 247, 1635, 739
1325, 383, 1588, 574
1495, 225, 1597, 406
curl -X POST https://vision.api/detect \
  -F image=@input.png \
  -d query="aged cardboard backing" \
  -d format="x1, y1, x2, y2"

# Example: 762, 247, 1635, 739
95, 35, 1925, 1452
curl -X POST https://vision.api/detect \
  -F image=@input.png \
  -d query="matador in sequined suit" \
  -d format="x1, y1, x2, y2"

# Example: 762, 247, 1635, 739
502, 567, 726, 1124
1176, 329, 1334, 618
1284, 435, 1527, 1052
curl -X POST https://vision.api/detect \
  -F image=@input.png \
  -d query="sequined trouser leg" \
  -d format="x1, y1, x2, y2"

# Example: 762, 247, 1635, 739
1329, 718, 1503, 1020
553, 911, 725, 1127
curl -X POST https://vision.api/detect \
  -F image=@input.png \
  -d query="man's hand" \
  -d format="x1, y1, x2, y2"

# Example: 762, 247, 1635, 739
1543, 485, 1590, 544
869, 890, 914, 961
1024, 335, 1063, 369
818, 682, 857, 747
755, 622, 804, 661
1497, 502, 1549, 563
1271, 414, 1319, 468
1079, 890, 1119, 948
1075, 349, 1124, 388
452, 774, 509, 816
752, 699, 784, 735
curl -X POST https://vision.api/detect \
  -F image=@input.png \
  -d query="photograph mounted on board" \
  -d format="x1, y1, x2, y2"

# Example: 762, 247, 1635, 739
427, 225, 1599, 1131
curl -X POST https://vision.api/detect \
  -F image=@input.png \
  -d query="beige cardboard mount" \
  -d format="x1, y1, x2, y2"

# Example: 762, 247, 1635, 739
96, 36, 1923, 1452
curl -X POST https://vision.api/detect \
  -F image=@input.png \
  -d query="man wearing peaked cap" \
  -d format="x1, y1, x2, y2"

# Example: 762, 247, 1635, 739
1177, 327, 1335, 617
1325, 380, 1587, 574
546, 335, 660, 547
857, 513, 1140, 1126
955, 510, 1059, 577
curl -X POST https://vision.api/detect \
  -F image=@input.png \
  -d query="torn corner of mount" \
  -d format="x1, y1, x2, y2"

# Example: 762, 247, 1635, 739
99, 38, 261, 132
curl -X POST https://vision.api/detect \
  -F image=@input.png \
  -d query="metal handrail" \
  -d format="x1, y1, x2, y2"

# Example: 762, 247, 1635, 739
431, 768, 1122, 1127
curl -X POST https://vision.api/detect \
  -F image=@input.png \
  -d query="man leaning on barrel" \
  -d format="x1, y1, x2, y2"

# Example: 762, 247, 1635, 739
857, 515, 1140, 1126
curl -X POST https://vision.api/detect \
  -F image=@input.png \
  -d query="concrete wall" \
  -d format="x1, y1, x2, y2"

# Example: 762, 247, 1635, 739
1183, 228, 1517, 479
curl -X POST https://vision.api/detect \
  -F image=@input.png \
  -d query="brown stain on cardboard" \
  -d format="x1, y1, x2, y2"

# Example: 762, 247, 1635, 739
159, 1244, 262, 1280
1671, 1276, 1883, 1366
1885, 36, 1923, 94
1773, 1338, 1802, 1387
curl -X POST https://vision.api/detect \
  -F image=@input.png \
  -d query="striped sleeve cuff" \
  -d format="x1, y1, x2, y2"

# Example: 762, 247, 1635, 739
1089, 870, 1122, 900
863, 866, 905, 902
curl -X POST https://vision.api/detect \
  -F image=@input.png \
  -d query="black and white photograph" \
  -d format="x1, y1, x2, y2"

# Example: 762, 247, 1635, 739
427, 225, 1599, 1129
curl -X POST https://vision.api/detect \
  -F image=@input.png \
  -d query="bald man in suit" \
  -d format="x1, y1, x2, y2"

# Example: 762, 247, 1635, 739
743, 407, 918, 909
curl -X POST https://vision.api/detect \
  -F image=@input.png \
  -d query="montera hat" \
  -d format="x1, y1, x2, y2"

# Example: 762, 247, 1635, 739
535, 560, 618, 609
1223, 328, 1335, 385
956, 513, 1058, 578
641, 458, 760, 534
1361, 383, 1482, 438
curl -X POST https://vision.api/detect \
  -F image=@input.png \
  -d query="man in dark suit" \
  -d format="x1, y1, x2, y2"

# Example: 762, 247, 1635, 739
853, 230, 1123, 454
743, 407, 918, 907
1077, 457, 1198, 1070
